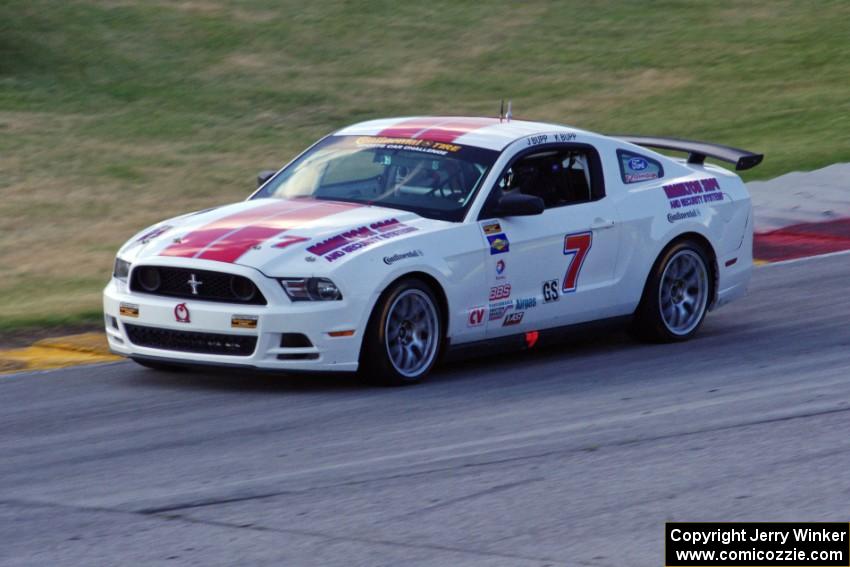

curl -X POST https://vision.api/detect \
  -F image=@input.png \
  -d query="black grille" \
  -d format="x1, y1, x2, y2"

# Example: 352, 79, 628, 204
124, 324, 257, 356
129, 266, 267, 305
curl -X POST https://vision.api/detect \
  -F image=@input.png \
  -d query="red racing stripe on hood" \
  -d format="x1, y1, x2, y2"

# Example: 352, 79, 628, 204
160, 200, 308, 258
198, 201, 359, 263
378, 117, 500, 143
161, 199, 360, 262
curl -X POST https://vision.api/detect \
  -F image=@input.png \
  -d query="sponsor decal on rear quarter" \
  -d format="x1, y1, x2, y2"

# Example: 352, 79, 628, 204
663, 178, 723, 210
667, 209, 701, 223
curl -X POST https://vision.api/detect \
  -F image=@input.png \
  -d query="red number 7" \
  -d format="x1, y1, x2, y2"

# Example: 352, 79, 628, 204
563, 232, 592, 293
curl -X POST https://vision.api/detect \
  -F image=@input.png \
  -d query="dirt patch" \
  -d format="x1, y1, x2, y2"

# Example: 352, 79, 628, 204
0, 324, 103, 349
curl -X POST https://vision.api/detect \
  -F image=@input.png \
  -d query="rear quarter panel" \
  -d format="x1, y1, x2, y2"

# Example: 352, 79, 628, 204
601, 141, 751, 311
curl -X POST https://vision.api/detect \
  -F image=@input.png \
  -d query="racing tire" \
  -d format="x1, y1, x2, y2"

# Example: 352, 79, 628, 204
632, 239, 713, 343
360, 278, 443, 386
131, 358, 188, 372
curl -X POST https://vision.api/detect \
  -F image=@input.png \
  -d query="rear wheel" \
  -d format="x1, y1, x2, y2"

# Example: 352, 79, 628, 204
632, 240, 712, 342
360, 279, 443, 386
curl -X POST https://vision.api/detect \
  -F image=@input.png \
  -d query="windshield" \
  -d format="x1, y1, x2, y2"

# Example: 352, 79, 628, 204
253, 135, 499, 221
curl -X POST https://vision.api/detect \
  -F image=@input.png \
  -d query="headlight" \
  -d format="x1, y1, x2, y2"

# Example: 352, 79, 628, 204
113, 258, 131, 281
279, 278, 342, 301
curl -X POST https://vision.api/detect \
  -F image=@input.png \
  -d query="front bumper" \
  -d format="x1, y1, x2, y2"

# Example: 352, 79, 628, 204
103, 275, 364, 373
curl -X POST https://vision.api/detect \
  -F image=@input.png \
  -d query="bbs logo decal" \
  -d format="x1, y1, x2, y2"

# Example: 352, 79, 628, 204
542, 280, 559, 302
489, 283, 511, 301
467, 306, 486, 327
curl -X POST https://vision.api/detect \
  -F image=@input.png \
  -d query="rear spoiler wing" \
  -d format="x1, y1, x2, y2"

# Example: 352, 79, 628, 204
612, 135, 764, 171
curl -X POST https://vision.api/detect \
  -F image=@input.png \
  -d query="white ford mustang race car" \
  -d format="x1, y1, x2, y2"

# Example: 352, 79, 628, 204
104, 116, 762, 384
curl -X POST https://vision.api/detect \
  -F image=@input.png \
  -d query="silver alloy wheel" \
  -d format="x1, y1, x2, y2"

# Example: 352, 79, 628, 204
384, 288, 440, 378
658, 249, 709, 336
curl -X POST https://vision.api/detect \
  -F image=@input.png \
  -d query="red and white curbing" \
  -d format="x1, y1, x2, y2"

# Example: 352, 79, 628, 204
748, 163, 850, 263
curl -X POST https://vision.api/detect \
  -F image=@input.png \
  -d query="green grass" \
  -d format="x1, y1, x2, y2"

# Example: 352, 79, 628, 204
1, 0, 849, 330
0, 310, 104, 334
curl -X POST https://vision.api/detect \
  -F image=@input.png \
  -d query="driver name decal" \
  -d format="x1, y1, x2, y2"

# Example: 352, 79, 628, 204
526, 132, 577, 146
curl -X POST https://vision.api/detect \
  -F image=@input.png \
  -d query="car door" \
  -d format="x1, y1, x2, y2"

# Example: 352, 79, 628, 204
479, 143, 622, 337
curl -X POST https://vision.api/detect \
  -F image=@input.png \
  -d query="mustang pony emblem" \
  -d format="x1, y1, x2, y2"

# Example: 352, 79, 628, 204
186, 273, 203, 295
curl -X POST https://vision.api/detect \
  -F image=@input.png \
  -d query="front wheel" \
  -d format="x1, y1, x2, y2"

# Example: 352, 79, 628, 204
632, 240, 712, 342
360, 279, 443, 386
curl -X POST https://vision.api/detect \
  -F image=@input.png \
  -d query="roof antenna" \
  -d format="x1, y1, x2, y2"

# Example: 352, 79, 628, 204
499, 99, 505, 122
505, 100, 512, 122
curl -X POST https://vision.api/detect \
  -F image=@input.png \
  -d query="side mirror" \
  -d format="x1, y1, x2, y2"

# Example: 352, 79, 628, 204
492, 192, 544, 217
257, 170, 276, 188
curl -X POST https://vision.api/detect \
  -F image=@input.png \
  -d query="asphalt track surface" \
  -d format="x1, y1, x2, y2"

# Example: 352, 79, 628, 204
2, 253, 849, 566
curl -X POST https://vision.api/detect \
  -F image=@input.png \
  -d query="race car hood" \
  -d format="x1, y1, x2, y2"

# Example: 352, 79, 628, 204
118, 198, 433, 274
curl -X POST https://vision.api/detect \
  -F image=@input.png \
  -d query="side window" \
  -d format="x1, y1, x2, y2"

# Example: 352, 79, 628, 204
494, 147, 603, 210
617, 149, 663, 184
